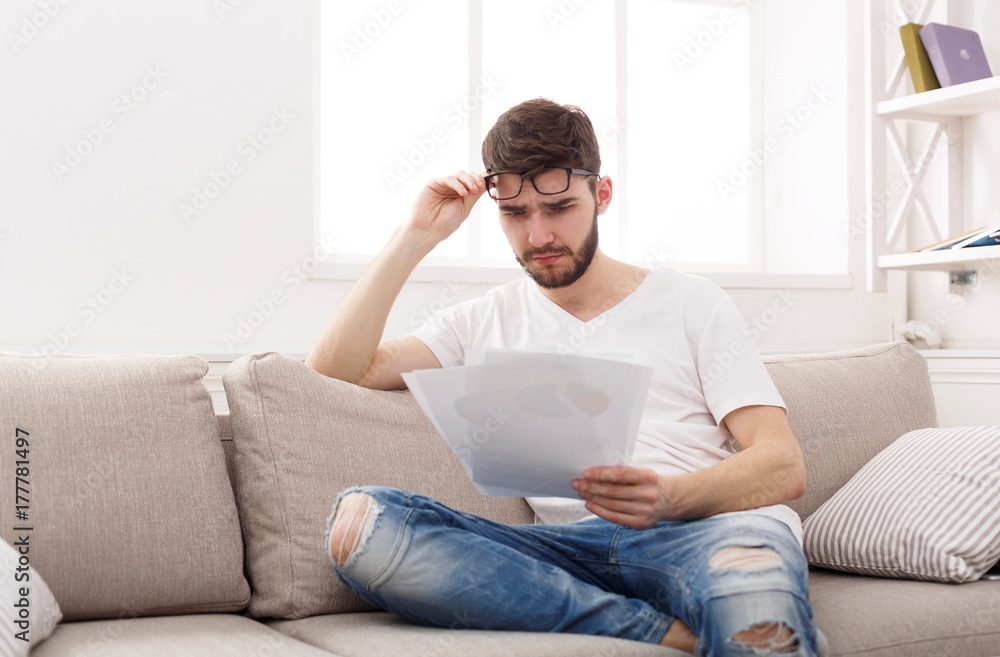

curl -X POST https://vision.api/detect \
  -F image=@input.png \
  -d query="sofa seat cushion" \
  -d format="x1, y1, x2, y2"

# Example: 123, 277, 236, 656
763, 342, 938, 521
30, 614, 340, 657
267, 612, 685, 657
0, 353, 249, 620
223, 353, 534, 619
809, 567, 1000, 656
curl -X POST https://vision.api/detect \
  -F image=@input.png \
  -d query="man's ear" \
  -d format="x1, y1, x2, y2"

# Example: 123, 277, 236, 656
595, 176, 613, 215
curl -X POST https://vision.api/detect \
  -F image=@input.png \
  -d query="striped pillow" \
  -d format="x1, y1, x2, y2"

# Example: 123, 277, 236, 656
803, 426, 1000, 582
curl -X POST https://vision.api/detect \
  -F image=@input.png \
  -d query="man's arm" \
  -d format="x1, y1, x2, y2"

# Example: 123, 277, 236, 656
305, 171, 487, 390
573, 405, 806, 529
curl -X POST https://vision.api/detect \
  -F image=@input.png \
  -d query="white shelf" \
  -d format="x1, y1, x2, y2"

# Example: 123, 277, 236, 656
876, 75, 1000, 119
878, 244, 1000, 271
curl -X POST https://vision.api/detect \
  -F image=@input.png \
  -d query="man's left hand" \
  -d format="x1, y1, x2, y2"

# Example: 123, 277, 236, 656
573, 466, 675, 530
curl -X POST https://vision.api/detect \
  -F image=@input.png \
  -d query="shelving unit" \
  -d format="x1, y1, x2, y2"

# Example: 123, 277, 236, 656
876, 74, 1000, 118
879, 243, 1000, 271
873, 74, 1000, 273
865, 0, 1000, 291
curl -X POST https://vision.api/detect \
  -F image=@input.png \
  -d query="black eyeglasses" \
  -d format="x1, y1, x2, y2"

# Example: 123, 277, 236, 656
484, 167, 599, 201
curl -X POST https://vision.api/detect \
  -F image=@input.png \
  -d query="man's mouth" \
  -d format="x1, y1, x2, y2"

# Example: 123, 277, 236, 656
532, 254, 564, 266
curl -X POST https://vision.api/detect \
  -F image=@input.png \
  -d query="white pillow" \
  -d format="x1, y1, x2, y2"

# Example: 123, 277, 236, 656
1, 537, 62, 656
803, 425, 1000, 582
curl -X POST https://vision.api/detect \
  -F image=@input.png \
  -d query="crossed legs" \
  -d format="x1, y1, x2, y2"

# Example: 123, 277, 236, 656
325, 487, 816, 655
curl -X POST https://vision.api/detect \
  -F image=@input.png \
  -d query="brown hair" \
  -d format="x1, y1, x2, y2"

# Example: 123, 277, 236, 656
481, 98, 601, 176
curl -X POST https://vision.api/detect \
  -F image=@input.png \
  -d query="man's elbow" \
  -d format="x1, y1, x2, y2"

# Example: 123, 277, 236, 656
784, 456, 807, 501
304, 355, 362, 385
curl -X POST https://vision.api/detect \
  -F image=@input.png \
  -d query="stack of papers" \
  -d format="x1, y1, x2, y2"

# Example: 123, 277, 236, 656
402, 351, 653, 499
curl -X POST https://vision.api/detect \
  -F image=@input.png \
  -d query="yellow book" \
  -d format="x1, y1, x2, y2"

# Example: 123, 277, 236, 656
900, 23, 941, 92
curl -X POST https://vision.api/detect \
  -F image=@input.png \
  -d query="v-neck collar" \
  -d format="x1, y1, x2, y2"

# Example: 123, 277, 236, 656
527, 267, 662, 327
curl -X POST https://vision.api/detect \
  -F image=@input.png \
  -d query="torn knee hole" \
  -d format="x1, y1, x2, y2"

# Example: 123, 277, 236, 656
710, 546, 782, 571
731, 621, 799, 653
328, 492, 377, 566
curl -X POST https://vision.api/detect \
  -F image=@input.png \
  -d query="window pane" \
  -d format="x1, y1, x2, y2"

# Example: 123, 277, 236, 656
480, 0, 618, 260
321, 1, 469, 258
627, 0, 753, 267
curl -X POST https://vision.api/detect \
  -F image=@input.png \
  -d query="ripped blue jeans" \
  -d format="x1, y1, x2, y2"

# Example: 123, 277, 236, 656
324, 486, 819, 657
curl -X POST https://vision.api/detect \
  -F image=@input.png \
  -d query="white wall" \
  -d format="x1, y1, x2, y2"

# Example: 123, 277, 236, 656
1, 0, 893, 363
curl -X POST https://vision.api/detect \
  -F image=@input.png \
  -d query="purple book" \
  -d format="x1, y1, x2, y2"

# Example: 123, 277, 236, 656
918, 23, 993, 86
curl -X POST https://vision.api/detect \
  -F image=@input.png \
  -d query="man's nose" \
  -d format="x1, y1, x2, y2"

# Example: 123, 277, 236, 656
527, 214, 554, 247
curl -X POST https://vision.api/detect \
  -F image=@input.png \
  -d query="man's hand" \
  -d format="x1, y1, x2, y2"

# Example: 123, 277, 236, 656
407, 170, 488, 247
573, 466, 677, 530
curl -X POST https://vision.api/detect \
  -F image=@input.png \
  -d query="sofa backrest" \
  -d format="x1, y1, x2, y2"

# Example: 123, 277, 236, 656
763, 341, 938, 520
217, 342, 938, 618
0, 352, 250, 622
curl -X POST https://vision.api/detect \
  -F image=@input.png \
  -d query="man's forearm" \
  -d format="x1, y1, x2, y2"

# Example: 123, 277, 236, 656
658, 442, 806, 521
305, 224, 435, 383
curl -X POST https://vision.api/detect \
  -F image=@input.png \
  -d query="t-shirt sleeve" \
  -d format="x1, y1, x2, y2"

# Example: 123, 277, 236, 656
695, 293, 786, 426
409, 310, 465, 369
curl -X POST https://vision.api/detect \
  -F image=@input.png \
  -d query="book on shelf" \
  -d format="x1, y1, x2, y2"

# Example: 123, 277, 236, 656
915, 225, 1000, 251
948, 225, 1000, 249
918, 23, 993, 87
900, 23, 941, 92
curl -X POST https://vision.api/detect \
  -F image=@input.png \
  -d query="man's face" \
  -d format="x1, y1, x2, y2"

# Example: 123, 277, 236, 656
496, 175, 602, 289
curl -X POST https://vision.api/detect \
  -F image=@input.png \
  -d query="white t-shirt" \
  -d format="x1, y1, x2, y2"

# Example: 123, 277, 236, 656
410, 266, 802, 544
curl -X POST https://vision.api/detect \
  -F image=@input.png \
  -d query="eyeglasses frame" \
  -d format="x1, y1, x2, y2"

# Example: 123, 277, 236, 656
484, 166, 600, 201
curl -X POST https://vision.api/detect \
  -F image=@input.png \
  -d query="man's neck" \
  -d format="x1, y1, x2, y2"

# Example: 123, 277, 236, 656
536, 250, 650, 323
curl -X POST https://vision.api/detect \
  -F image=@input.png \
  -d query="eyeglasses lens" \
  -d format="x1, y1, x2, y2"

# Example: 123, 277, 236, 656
488, 168, 571, 200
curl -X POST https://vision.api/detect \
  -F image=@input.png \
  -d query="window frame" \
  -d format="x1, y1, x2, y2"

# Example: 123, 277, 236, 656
311, 0, 854, 290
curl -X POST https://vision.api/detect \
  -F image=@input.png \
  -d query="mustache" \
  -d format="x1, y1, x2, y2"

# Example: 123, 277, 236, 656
522, 246, 573, 260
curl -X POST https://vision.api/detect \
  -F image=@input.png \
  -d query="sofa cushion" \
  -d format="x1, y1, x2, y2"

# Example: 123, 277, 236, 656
30, 614, 339, 657
223, 353, 534, 619
1, 537, 62, 655
0, 353, 250, 621
763, 342, 938, 520
808, 567, 1000, 656
266, 613, 682, 657
803, 425, 1000, 582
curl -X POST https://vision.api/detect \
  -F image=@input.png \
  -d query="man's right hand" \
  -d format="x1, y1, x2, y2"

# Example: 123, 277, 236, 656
407, 170, 488, 247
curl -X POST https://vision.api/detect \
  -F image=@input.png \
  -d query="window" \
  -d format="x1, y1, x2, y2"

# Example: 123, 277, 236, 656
319, 0, 849, 282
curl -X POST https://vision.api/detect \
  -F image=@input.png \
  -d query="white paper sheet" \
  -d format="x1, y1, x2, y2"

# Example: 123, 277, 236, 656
401, 351, 652, 498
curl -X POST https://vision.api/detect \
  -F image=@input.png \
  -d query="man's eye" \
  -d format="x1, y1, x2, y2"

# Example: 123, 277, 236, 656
505, 210, 526, 218
552, 205, 570, 212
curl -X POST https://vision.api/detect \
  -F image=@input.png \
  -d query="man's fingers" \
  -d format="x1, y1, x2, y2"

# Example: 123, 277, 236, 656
575, 480, 657, 504
428, 170, 485, 197
581, 465, 653, 484
584, 502, 656, 530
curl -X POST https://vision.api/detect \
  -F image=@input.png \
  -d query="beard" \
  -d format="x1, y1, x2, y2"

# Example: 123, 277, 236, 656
514, 211, 599, 289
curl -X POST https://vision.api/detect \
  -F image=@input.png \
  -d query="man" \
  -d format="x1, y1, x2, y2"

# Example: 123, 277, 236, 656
307, 98, 822, 656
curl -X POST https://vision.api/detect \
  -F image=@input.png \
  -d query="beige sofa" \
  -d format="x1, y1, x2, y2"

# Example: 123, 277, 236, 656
2, 342, 999, 656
